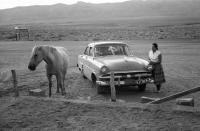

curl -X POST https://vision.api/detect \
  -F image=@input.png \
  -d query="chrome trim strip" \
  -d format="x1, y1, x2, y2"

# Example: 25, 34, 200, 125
99, 74, 152, 79
100, 71, 151, 77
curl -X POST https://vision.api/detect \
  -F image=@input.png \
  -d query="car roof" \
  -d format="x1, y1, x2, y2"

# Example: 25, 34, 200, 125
88, 41, 127, 47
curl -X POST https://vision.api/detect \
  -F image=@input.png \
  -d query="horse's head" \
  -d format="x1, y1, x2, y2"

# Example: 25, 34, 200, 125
28, 46, 44, 71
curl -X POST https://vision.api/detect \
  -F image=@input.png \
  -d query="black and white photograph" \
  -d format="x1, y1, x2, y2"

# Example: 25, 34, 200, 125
0, 0, 200, 130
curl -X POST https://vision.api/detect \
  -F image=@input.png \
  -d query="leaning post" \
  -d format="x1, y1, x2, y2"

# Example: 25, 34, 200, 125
149, 86, 200, 104
110, 72, 116, 102
11, 69, 19, 97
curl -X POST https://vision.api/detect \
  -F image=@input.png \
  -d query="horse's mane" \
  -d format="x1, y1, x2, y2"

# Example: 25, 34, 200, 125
31, 45, 37, 55
32, 45, 56, 55
48, 46, 57, 53
31, 45, 69, 60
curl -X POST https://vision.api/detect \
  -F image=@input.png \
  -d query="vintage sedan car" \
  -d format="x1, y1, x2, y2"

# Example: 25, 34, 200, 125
77, 41, 153, 94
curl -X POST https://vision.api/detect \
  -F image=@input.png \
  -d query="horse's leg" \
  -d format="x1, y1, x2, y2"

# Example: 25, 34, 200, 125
57, 73, 66, 96
62, 71, 66, 95
56, 74, 60, 93
47, 74, 52, 97
61, 78, 66, 95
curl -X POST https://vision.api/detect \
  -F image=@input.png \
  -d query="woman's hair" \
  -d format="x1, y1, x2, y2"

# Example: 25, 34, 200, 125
152, 43, 158, 50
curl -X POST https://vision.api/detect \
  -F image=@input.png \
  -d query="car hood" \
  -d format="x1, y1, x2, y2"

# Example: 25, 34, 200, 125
95, 56, 149, 72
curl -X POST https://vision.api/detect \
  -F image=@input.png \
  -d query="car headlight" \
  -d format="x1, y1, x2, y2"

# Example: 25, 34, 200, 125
100, 66, 110, 74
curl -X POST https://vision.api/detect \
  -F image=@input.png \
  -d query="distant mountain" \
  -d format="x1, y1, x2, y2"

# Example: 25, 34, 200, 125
0, 0, 200, 25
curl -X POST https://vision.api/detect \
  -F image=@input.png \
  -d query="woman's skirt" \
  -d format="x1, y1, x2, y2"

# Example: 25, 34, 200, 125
152, 63, 166, 85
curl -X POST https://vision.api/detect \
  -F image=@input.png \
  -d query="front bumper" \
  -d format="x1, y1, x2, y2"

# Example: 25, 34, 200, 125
96, 76, 154, 86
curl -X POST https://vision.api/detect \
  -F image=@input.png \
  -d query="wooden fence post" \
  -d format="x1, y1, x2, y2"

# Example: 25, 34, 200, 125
11, 70, 19, 97
110, 72, 116, 102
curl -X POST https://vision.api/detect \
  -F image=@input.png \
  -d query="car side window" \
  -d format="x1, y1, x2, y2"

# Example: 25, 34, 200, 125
89, 47, 93, 56
84, 47, 89, 55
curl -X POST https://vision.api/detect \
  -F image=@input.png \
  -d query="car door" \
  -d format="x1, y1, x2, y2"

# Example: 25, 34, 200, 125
78, 46, 89, 77
83, 46, 94, 80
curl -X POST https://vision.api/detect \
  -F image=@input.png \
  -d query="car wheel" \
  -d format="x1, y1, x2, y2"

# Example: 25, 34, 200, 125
138, 84, 146, 92
97, 84, 103, 94
92, 80, 104, 94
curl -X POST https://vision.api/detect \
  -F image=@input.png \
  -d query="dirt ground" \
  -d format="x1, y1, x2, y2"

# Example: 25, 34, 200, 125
1, 40, 200, 130
1, 96, 200, 131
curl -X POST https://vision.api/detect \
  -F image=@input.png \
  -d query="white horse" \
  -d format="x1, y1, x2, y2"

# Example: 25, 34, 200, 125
28, 45, 69, 97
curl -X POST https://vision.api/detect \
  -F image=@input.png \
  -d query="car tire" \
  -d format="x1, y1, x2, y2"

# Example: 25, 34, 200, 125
138, 84, 146, 92
92, 81, 104, 94
97, 84, 103, 94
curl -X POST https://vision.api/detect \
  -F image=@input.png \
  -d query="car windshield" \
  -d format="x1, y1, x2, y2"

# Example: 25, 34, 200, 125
94, 44, 130, 57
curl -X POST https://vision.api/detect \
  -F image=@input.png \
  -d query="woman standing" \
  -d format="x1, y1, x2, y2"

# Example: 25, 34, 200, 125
148, 43, 166, 92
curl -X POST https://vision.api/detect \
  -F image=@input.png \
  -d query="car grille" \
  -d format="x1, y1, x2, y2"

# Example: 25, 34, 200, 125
100, 71, 152, 81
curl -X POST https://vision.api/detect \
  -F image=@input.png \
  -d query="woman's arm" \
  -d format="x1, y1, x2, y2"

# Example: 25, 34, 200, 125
158, 54, 162, 63
149, 54, 162, 64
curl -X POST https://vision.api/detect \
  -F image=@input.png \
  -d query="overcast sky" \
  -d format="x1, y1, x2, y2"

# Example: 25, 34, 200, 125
0, 0, 134, 9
